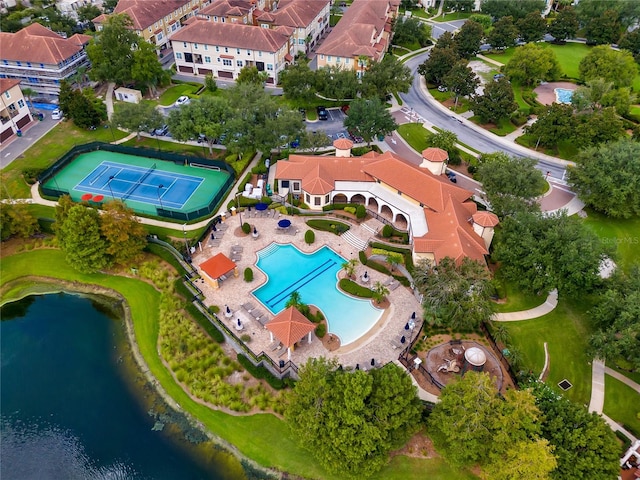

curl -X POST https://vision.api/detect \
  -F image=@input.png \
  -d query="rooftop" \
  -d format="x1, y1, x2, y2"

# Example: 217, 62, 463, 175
0, 23, 90, 64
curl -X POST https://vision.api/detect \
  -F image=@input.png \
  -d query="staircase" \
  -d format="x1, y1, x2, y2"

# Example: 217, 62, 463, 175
340, 230, 368, 251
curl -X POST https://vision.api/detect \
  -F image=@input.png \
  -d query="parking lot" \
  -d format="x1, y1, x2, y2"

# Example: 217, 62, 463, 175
304, 107, 360, 143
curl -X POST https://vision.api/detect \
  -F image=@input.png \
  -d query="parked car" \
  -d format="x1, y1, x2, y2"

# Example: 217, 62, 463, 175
197, 133, 207, 143
437, 85, 448, 92
446, 171, 457, 183
51, 109, 62, 120
153, 124, 169, 136
317, 106, 328, 120
175, 95, 190, 106
341, 104, 350, 115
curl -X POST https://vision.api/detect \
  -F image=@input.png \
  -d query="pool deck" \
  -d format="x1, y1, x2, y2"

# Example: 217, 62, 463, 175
190, 211, 422, 370
533, 81, 577, 106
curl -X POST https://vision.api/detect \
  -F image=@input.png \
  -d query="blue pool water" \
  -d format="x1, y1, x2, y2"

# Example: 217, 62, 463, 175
554, 88, 574, 104
253, 244, 383, 345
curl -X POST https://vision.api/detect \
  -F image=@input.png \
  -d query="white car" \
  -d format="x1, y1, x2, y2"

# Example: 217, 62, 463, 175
175, 95, 190, 106
51, 109, 62, 120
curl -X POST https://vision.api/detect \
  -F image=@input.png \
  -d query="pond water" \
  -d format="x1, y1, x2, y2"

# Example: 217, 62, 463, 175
0, 293, 245, 480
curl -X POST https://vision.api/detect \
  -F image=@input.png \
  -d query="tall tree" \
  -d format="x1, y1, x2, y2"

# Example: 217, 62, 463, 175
236, 65, 269, 85
100, 200, 147, 266
280, 61, 317, 103
442, 60, 479, 109
583, 9, 622, 45
453, 20, 484, 59
360, 55, 413, 101
469, 77, 517, 124
300, 130, 332, 152
167, 96, 232, 154
427, 129, 460, 163
86, 14, 139, 85
618, 29, 640, 63
573, 107, 624, 148
392, 16, 431, 48
111, 102, 164, 140
57, 205, 110, 273
516, 11, 547, 43
316, 66, 358, 101
435, 31, 455, 49
524, 103, 575, 149
413, 257, 494, 330
547, 6, 579, 42
131, 41, 167, 96
285, 358, 422, 479
444, 0, 475, 12
476, 153, 546, 217
76, 4, 101, 25
567, 139, 640, 219
418, 47, 459, 85
504, 43, 561, 86
487, 15, 519, 50
579, 45, 638, 88
343, 98, 397, 145
0, 202, 39, 241
481, 0, 546, 20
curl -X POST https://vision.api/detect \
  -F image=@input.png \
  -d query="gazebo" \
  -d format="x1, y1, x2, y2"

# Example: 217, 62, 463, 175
265, 306, 316, 361
199, 253, 238, 289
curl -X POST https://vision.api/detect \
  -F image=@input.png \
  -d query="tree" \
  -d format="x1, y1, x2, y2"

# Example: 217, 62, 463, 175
567, 139, 640, 218
111, 102, 164, 140
204, 73, 218, 92
103, 0, 118, 12
86, 14, 139, 85
76, 4, 101, 24
487, 15, 519, 50
444, 0, 475, 12
493, 211, 606, 296
516, 11, 547, 43
584, 9, 622, 45
341, 258, 359, 279
360, 55, 413, 101
167, 96, 232, 154
417, 47, 459, 85
481, 0, 546, 20
427, 129, 460, 163
573, 107, 624, 148
589, 266, 640, 369
570, 78, 615, 112
371, 281, 389, 305
236, 65, 268, 85
343, 98, 397, 145
504, 43, 561, 86
469, 77, 517, 124
300, 130, 331, 152
392, 16, 431, 48
100, 200, 147, 266
618, 29, 640, 63
62, 86, 107, 129
476, 153, 546, 217
131, 41, 167, 97
413, 257, 494, 330
285, 358, 422, 479
453, 20, 484, 59
280, 61, 317, 103
442, 60, 479, 109
482, 439, 557, 480
0, 202, 39, 241
57, 205, 110, 273
316, 66, 358, 101
547, 6, 579, 42
579, 45, 638, 88
524, 103, 575, 149
435, 31, 455, 49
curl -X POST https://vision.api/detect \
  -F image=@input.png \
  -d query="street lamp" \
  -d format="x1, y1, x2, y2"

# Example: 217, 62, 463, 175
157, 184, 164, 211
182, 223, 190, 260
108, 176, 116, 199
235, 192, 243, 227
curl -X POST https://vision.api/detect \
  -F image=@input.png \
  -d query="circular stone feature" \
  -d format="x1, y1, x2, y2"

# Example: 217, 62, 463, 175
465, 346, 487, 367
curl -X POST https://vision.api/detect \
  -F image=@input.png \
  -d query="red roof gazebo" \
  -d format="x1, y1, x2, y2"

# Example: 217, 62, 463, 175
199, 253, 238, 289
266, 306, 316, 360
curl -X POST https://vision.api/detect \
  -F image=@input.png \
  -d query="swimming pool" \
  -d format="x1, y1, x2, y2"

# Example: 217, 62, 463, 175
554, 88, 574, 104
253, 243, 383, 346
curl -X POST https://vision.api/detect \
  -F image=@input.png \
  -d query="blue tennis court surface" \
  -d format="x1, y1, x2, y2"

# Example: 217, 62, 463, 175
75, 161, 204, 209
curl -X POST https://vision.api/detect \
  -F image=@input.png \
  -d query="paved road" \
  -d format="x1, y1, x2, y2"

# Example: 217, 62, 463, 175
1, 116, 61, 168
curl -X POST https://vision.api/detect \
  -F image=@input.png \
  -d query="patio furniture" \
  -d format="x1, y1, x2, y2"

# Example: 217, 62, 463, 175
231, 245, 243, 252
255, 314, 269, 327
217, 223, 228, 231
252, 309, 265, 320
390, 338, 403, 349
209, 240, 221, 247
242, 302, 255, 312
269, 340, 282, 351
388, 280, 400, 290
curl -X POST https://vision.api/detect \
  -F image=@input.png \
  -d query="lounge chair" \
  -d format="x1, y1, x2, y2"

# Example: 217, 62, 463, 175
252, 309, 265, 320
231, 245, 243, 252
255, 314, 269, 327
390, 338, 403, 349
270, 340, 282, 351
209, 240, 221, 247
383, 277, 394, 286
217, 223, 228, 231
242, 302, 255, 312
388, 280, 400, 291
231, 255, 242, 262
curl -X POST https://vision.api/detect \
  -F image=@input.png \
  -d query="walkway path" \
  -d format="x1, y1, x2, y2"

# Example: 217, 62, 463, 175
605, 367, 640, 394
493, 289, 558, 322
589, 359, 606, 414
105, 82, 115, 121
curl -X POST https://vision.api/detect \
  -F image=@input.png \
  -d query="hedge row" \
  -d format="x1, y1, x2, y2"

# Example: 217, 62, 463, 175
322, 203, 358, 212
338, 278, 374, 298
306, 219, 350, 235
370, 242, 414, 272
236, 354, 288, 390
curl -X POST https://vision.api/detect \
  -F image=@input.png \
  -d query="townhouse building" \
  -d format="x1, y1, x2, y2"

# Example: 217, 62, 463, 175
0, 23, 91, 98
170, 18, 292, 84
1, 79, 34, 144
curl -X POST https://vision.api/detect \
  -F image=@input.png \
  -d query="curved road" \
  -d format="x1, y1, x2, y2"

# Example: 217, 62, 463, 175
401, 52, 570, 181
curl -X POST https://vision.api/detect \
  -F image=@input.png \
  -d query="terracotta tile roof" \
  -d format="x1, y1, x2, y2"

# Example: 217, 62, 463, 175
362, 151, 471, 212
333, 138, 353, 149
267, 0, 329, 28
199, 253, 236, 280
199, 0, 252, 17
266, 306, 315, 348
0, 78, 21, 94
414, 196, 488, 265
256, 10, 275, 22
109, 0, 188, 30
472, 211, 499, 227
316, 0, 398, 59
422, 147, 448, 162
170, 18, 289, 51
0, 23, 90, 64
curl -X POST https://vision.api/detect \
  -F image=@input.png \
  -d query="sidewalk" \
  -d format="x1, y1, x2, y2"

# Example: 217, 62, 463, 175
493, 289, 558, 322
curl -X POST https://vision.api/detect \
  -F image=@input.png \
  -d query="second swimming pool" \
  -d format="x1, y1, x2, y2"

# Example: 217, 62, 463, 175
253, 243, 383, 346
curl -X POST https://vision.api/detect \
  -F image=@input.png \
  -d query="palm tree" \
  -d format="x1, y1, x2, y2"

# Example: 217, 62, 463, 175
506, 347, 523, 371
285, 291, 302, 309
490, 321, 511, 346
21, 87, 35, 109
341, 258, 358, 279
371, 281, 389, 305
386, 253, 400, 273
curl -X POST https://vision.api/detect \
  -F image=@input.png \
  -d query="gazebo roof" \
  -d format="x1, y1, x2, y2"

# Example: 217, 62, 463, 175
266, 306, 315, 348
199, 253, 236, 280
472, 211, 500, 228
465, 347, 487, 366
333, 138, 354, 150
421, 147, 449, 162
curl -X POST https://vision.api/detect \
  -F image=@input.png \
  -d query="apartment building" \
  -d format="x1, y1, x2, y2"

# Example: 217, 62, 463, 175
0, 23, 91, 98
170, 18, 292, 84
93, 0, 209, 53
316, 0, 399, 76
0, 79, 34, 144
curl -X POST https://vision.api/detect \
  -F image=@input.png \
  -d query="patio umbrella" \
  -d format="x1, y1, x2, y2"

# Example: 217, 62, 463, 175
278, 219, 291, 228
355, 364, 360, 370
93, 194, 104, 203
211, 233, 215, 240
371, 358, 375, 367
255, 202, 268, 211
237, 318, 242, 327
363, 271, 368, 279
411, 311, 416, 320
404, 322, 410, 330
226, 305, 231, 315
400, 336, 406, 344
213, 224, 217, 231
253, 227, 258, 234
81, 193, 93, 201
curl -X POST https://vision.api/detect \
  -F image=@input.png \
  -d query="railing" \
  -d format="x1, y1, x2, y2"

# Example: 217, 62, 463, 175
480, 322, 519, 387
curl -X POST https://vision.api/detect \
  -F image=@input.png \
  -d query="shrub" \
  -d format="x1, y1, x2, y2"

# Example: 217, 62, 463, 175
344, 206, 356, 215
315, 323, 327, 338
467, 164, 478, 174
359, 250, 368, 265
185, 302, 225, 343
240, 333, 252, 343
306, 219, 350, 234
236, 354, 285, 390
242, 222, 251, 234
338, 278, 374, 298
511, 113, 528, 127
208, 305, 220, 314
355, 204, 366, 219
382, 224, 393, 238
244, 267, 253, 282
22, 167, 44, 184
304, 229, 315, 245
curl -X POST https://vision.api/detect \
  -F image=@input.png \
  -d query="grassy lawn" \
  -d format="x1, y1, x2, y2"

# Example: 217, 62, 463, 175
0, 121, 129, 200
603, 375, 640, 438
121, 136, 225, 159
493, 279, 546, 313
432, 11, 473, 22
158, 83, 201, 106
582, 209, 640, 273
469, 116, 517, 136
0, 248, 475, 480
516, 134, 579, 161
502, 296, 596, 405
397, 122, 433, 152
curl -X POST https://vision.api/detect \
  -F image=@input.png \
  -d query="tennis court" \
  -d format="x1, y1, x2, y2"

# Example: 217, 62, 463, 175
43, 150, 232, 216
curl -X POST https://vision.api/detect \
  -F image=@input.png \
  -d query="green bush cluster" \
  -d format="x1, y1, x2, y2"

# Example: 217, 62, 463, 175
370, 242, 414, 272
315, 323, 327, 338
338, 278, 374, 298
359, 250, 368, 265
208, 304, 220, 314
242, 222, 251, 234
355, 204, 366, 219
236, 354, 287, 390
244, 267, 253, 282
381, 224, 393, 238
306, 219, 350, 235
322, 202, 356, 212
344, 206, 356, 215
304, 229, 315, 245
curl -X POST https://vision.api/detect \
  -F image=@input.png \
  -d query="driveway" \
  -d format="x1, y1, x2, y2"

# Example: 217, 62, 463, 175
1, 115, 61, 168
305, 107, 350, 140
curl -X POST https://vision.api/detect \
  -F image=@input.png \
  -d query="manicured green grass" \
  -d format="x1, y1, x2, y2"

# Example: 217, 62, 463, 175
397, 123, 433, 152
121, 136, 224, 159
582, 209, 640, 273
610, 366, 640, 385
158, 83, 201, 106
433, 11, 473, 22
1, 249, 463, 480
502, 297, 596, 405
516, 134, 579, 160
469, 116, 517, 136
493, 280, 546, 313
603, 375, 640, 438
0, 121, 128, 200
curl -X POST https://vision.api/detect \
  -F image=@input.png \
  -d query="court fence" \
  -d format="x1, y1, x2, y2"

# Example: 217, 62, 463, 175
38, 142, 236, 221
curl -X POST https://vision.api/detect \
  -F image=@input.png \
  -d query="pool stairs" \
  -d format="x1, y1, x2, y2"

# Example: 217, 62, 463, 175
258, 243, 279, 259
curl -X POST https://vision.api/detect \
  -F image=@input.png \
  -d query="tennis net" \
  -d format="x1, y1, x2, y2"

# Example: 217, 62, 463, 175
121, 163, 157, 200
